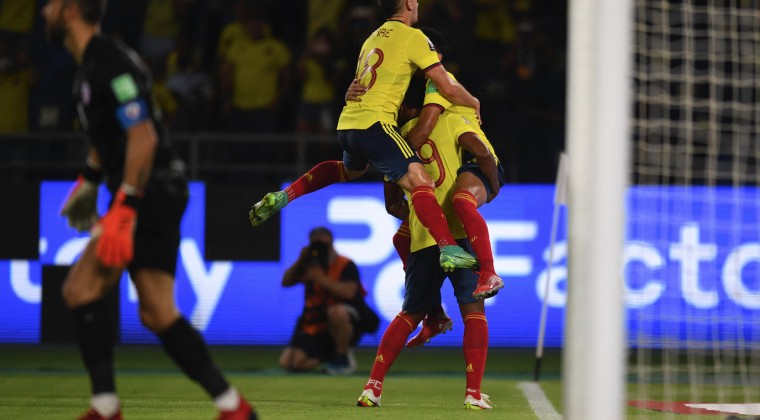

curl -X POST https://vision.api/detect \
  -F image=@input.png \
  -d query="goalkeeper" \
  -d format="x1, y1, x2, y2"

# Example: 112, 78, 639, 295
47, 0, 255, 418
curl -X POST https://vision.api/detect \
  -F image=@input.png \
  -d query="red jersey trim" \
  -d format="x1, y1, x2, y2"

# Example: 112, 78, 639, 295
422, 62, 442, 72
423, 103, 445, 113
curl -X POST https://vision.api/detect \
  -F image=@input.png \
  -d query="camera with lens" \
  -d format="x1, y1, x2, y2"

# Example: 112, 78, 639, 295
307, 240, 330, 269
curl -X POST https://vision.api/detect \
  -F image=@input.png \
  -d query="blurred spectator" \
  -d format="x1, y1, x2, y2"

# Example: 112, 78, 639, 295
217, 0, 260, 60
296, 28, 338, 134
166, 38, 214, 131
140, 0, 190, 63
221, 12, 291, 132
336, 1, 378, 53
306, 0, 346, 41
417, 0, 474, 71
147, 57, 179, 128
0, 33, 33, 133
0, 0, 36, 36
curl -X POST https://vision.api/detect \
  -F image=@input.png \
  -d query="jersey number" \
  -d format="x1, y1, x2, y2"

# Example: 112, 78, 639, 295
357, 48, 384, 91
417, 139, 446, 187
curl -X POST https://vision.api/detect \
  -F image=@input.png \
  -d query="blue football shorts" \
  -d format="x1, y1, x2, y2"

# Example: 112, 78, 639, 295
337, 121, 421, 182
457, 156, 507, 197
401, 238, 479, 314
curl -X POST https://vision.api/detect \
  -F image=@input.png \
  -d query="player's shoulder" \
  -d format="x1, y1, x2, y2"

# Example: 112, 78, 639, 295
86, 36, 142, 79
439, 111, 470, 130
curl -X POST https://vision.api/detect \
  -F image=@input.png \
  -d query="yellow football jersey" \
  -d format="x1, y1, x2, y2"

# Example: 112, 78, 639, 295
423, 72, 498, 161
399, 113, 477, 252
337, 21, 440, 130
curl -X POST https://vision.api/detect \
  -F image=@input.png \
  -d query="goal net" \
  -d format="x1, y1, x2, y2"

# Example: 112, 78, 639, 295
629, 0, 760, 416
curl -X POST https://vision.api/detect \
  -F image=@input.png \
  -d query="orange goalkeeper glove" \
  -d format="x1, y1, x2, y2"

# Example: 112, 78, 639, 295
96, 188, 138, 268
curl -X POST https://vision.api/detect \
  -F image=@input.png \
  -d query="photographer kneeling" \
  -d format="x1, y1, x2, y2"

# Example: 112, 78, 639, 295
279, 226, 379, 375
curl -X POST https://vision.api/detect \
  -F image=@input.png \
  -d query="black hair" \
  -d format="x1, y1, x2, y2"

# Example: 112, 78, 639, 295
402, 75, 426, 111
419, 26, 446, 57
308, 226, 333, 241
67, 0, 107, 24
378, 0, 403, 19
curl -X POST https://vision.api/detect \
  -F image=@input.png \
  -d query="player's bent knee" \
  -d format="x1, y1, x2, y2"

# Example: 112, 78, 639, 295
138, 306, 178, 333
62, 277, 102, 309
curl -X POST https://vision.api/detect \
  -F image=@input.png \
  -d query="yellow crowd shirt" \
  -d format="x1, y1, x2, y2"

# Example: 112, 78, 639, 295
0, 0, 35, 33
301, 58, 335, 105
399, 113, 475, 252
143, 0, 179, 39
423, 72, 499, 161
337, 21, 440, 130
227, 38, 292, 110
0, 70, 31, 132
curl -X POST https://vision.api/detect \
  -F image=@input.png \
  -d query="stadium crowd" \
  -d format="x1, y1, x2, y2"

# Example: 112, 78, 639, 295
0, 0, 567, 183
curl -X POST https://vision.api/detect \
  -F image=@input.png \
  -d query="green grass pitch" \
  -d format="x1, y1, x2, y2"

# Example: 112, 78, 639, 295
0, 345, 734, 419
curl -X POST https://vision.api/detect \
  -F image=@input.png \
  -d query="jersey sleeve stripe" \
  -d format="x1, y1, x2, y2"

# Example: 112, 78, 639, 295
381, 123, 414, 158
421, 62, 442, 72
423, 103, 445, 113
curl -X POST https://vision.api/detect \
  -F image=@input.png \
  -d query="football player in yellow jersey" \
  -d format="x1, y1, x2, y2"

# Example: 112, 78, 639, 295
250, 0, 484, 273
403, 27, 505, 300
357, 78, 494, 410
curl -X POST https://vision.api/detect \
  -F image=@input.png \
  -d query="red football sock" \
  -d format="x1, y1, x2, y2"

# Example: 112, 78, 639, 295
366, 313, 419, 394
452, 191, 495, 274
283, 161, 348, 201
463, 312, 488, 399
392, 221, 411, 271
410, 186, 456, 247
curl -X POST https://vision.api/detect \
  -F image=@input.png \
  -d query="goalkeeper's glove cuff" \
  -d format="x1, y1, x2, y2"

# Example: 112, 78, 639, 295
82, 161, 104, 184
116, 184, 141, 210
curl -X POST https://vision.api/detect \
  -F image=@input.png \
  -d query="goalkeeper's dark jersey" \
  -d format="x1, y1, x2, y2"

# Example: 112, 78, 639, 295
73, 34, 183, 194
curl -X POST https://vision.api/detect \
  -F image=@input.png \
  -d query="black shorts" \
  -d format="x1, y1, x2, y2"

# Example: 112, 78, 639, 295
337, 122, 421, 182
128, 177, 189, 276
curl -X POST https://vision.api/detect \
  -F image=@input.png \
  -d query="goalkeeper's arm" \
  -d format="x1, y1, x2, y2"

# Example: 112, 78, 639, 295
96, 120, 157, 268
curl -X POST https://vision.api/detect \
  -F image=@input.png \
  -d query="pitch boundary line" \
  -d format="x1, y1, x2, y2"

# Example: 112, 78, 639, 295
518, 381, 562, 419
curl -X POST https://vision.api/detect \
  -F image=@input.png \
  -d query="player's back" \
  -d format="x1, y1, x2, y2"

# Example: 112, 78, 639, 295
423, 73, 498, 160
337, 21, 440, 130
400, 113, 474, 251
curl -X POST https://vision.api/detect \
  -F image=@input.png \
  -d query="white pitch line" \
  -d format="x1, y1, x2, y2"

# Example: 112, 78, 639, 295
518, 381, 563, 420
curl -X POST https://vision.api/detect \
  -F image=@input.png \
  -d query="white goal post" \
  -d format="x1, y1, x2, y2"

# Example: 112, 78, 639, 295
564, 0, 632, 419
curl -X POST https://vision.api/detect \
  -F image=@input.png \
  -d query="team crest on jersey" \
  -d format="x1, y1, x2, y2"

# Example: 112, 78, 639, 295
125, 102, 142, 120
81, 81, 91, 105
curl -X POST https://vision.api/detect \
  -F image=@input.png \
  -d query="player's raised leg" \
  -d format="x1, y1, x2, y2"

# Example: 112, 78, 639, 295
396, 162, 478, 272
249, 161, 364, 226
452, 166, 505, 299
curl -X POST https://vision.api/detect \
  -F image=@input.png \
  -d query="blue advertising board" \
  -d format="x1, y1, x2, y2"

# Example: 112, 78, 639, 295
1, 182, 758, 347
